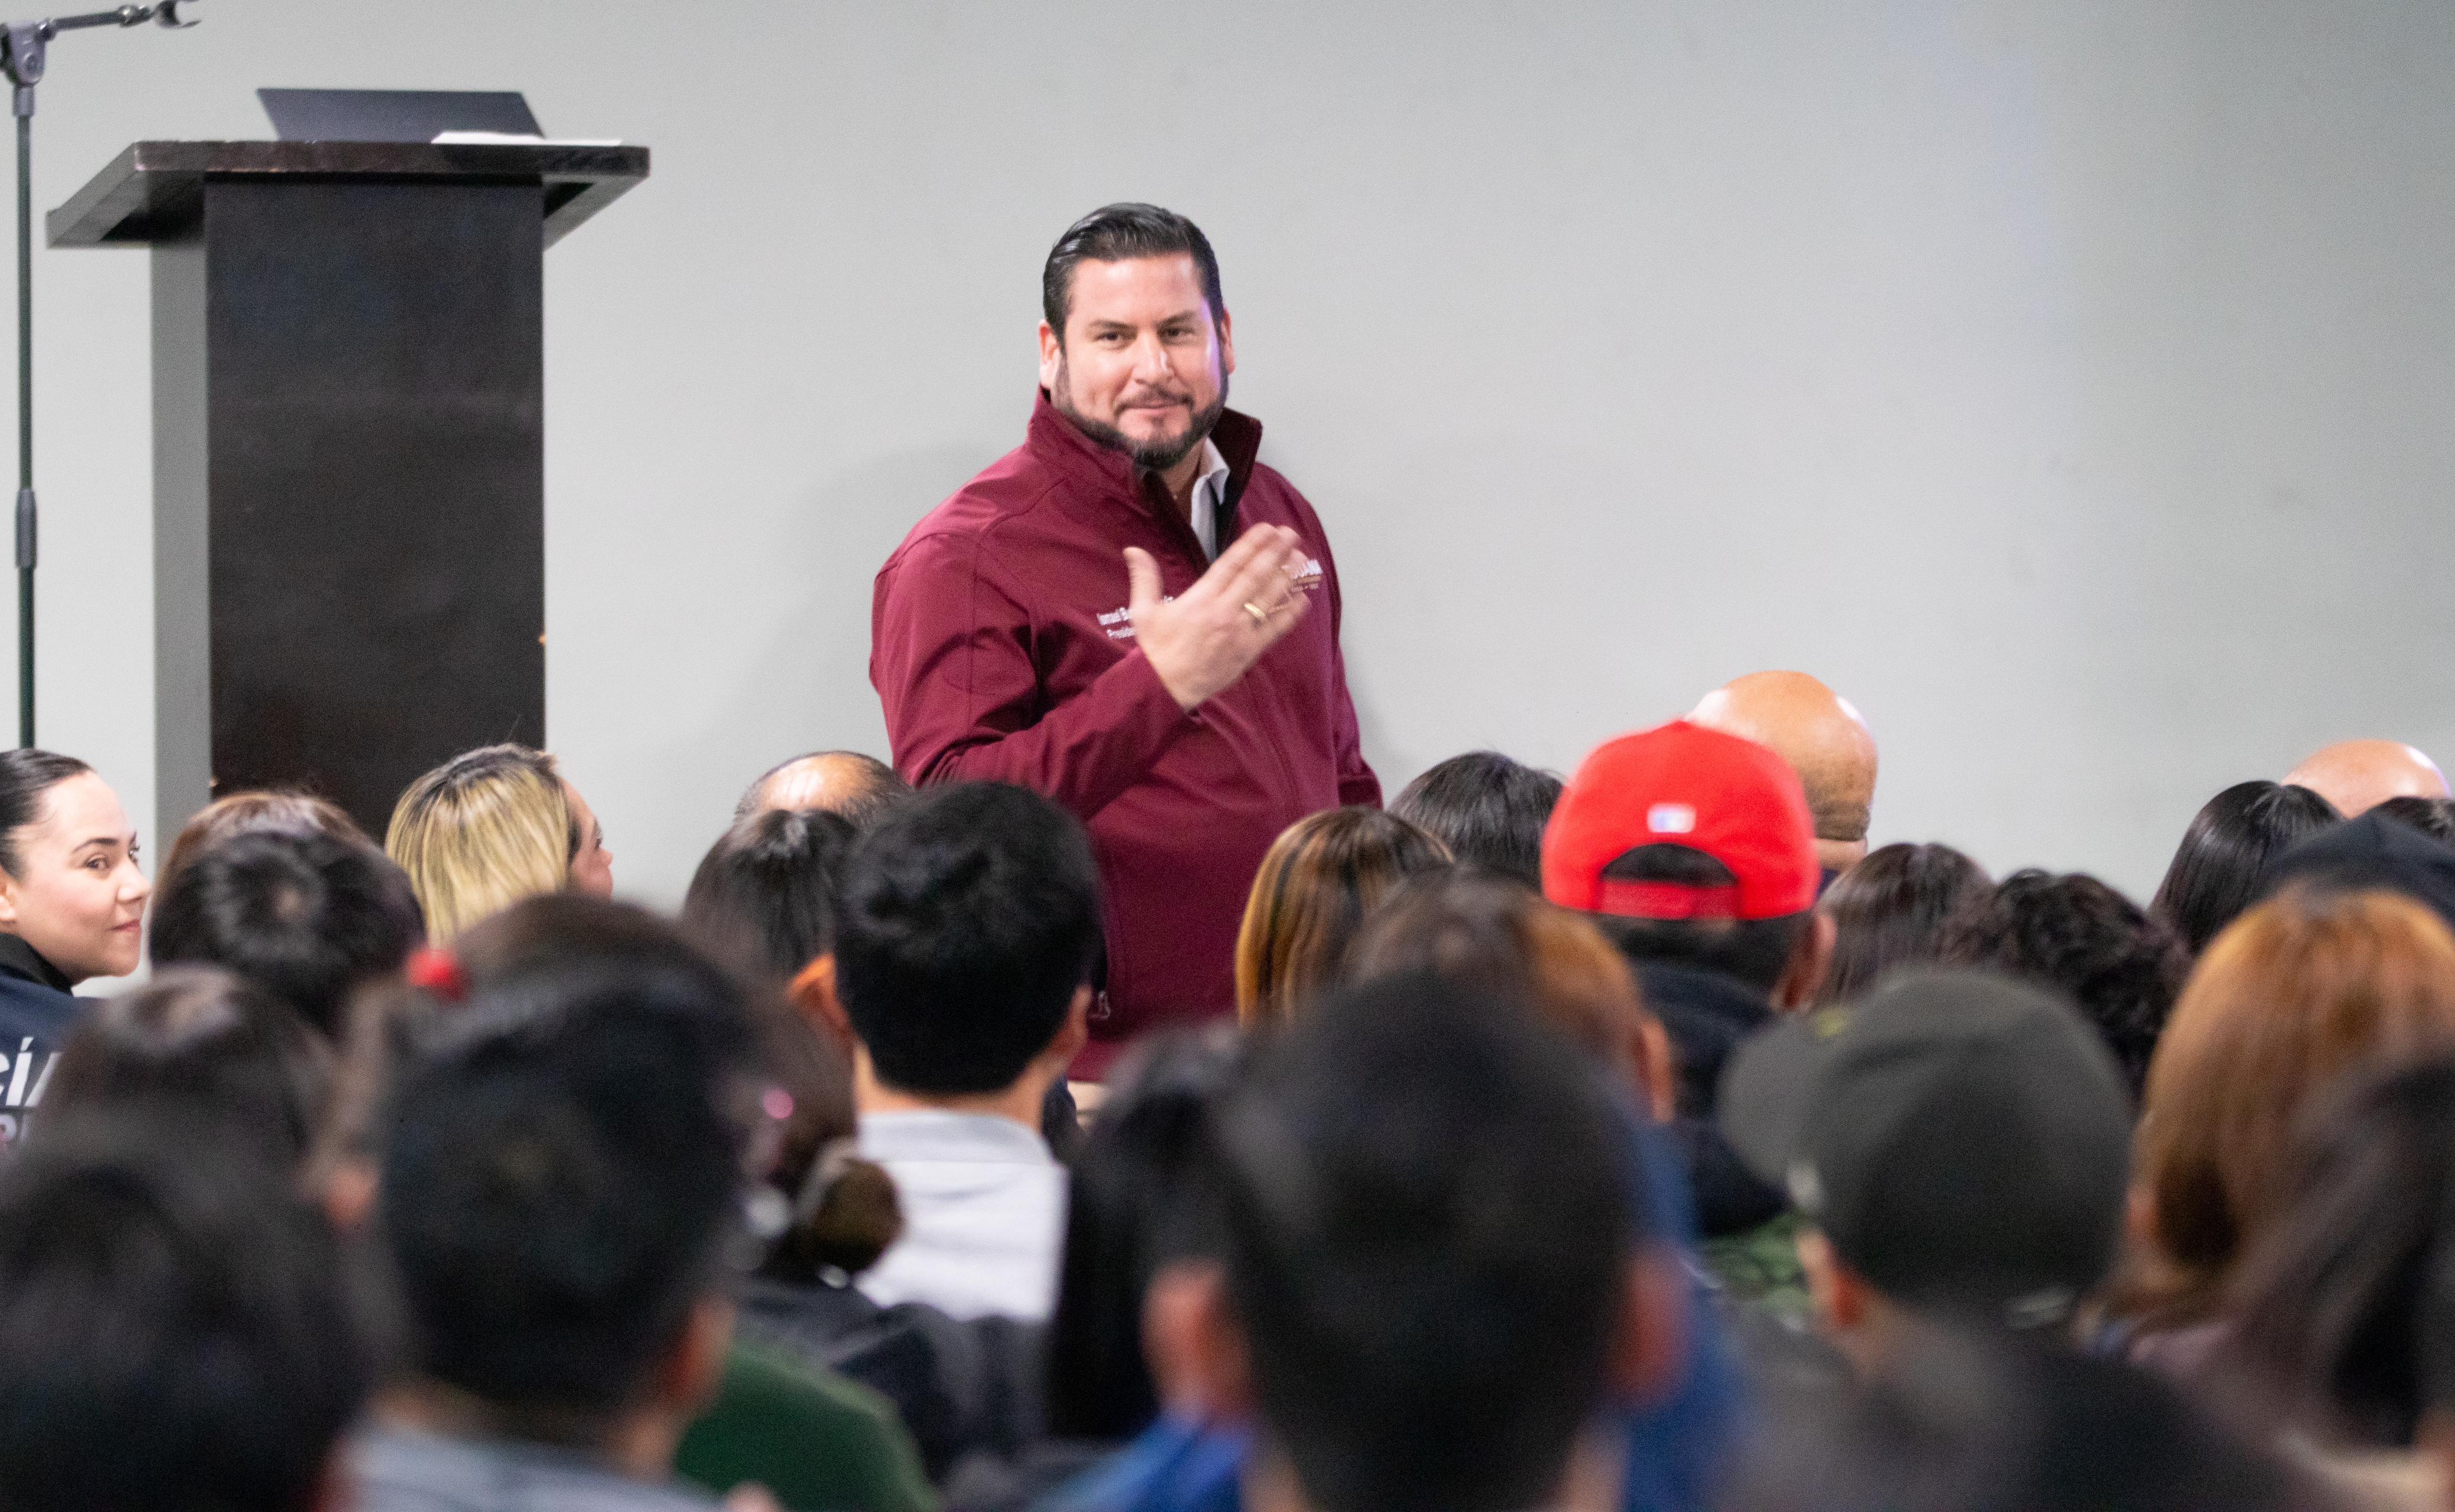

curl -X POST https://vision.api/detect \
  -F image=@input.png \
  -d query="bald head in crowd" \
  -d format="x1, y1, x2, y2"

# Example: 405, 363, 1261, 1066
735, 750, 912, 829
2285, 740, 2450, 818
1690, 671, 1878, 875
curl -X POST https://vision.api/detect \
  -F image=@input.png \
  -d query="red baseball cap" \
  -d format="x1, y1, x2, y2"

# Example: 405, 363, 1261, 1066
1542, 720, 1819, 921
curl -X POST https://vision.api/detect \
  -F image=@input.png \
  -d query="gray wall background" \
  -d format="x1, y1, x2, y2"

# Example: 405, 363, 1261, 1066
8, 0, 2452, 910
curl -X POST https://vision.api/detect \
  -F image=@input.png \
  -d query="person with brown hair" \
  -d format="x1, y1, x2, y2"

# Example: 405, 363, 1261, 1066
155, 790, 368, 898
1346, 869, 1672, 1120
1814, 843, 1992, 1005
1232, 807, 1450, 1027
2114, 886, 2455, 1377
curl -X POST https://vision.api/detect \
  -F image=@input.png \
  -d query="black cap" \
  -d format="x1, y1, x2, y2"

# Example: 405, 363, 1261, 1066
2261, 810, 2455, 934
1717, 968, 2132, 1328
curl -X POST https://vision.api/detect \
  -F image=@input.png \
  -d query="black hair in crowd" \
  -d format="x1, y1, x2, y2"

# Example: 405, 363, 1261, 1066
0, 1114, 371, 1512
1817, 842, 1994, 1003
43, 966, 335, 1167
1044, 1029, 1243, 1442
0, 747, 93, 877
1940, 870, 2191, 1101
834, 782, 1101, 1097
1042, 202, 1224, 335
2233, 1056, 2455, 1448
1213, 974, 1639, 1512
1389, 751, 1564, 888
2374, 795, 2455, 850
148, 829, 426, 1039
377, 918, 757, 1439
1594, 843, 1814, 991
682, 807, 857, 982
2149, 780, 2341, 955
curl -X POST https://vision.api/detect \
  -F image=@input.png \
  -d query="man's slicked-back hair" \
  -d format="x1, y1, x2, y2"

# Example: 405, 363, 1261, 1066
147, 829, 425, 1039
0, 1112, 371, 1512
1042, 202, 1225, 336
377, 922, 758, 1438
1215, 974, 1638, 1512
834, 782, 1101, 1096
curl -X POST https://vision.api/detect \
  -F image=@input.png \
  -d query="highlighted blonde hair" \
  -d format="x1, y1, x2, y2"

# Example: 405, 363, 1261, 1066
1235, 807, 1451, 1027
384, 745, 574, 946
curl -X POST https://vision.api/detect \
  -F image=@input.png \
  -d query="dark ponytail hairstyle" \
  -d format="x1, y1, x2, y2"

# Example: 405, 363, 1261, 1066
0, 750, 93, 878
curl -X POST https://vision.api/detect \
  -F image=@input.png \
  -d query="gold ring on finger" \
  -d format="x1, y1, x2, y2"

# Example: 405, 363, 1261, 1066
1243, 601, 1270, 627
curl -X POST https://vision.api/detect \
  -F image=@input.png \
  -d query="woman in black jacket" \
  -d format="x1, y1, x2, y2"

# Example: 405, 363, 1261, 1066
0, 749, 152, 1144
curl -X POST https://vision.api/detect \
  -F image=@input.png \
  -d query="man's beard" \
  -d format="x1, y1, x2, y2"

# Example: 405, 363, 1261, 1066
1052, 357, 1228, 474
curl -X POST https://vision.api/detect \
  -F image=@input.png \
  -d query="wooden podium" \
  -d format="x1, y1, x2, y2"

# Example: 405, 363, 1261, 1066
50, 140, 648, 840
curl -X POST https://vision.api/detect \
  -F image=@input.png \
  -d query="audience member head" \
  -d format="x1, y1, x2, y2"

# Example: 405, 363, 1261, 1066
734, 750, 912, 830
1722, 971, 2132, 1367
1387, 751, 1563, 888
156, 789, 368, 898
384, 744, 610, 945
0, 1114, 371, 1512
42, 966, 335, 1167
377, 908, 758, 1455
1936, 870, 2190, 1102
2233, 1056, 2455, 1450
1234, 807, 1452, 1026
1726, 1329, 2307, 1512
2123, 887, 2455, 1330
680, 806, 856, 982
0, 749, 148, 984
2375, 794, 2455, 849
2262, 810, 2455, 933
1348, 868, 1674, 1120
1157, 976, 1667, 1512
2286, 739, 2450, 817
1046, 1027, 1242, 1441
832, 782, 1100, 1102
1815, 843, 1992, 1004
147, 829, 425, 1039
1544, 720, 1832, 1007
2149, 780, 2342, 955
1688, 672, 1878, 874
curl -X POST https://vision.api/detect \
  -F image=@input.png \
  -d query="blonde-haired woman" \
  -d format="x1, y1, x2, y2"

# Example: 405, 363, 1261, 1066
385, 745, 613, 945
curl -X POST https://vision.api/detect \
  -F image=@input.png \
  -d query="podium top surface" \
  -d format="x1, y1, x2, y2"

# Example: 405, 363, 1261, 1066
48, 140, 650, 250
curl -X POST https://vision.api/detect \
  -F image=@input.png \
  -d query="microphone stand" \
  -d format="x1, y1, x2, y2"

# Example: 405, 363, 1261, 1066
0, 1, 194, 747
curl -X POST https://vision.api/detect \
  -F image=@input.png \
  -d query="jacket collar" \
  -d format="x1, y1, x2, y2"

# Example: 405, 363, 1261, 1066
1026, 389, 1265, 534
0, 932, 71, 993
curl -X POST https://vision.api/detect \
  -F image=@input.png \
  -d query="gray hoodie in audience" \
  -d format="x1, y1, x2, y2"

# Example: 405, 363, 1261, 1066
353, 1424, 720, 1512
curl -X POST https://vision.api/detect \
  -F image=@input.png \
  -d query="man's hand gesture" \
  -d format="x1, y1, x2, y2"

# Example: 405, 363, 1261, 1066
1125, 524, 1312, 712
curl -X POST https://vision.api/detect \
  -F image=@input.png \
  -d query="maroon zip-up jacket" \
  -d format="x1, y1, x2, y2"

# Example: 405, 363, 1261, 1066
872, 392, 1380, 1077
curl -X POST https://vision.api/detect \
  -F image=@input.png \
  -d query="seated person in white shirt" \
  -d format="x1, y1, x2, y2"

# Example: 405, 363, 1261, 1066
821, 781, 1093, 1321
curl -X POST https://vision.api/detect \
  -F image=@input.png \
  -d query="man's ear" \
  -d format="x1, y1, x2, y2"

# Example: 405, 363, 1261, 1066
791, 955, 853, 1051
1216, 306, 1235, 378
0, 869, 20, 928
320, 1158, 378, 1235
1052, 986, 1091, 1065
1606, 1247, 1688, 1408
1797, 1228, 1868, 1335
1142, 1259, 1253, 1425
655, 1297, 736, 1420
1630, 1013, 1678, 1125
1772, 911, 1837, 1012
1038, 320, 1063, 391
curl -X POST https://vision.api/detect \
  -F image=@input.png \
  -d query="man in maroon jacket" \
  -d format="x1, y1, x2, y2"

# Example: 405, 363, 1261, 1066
872, 203, 1380, 1078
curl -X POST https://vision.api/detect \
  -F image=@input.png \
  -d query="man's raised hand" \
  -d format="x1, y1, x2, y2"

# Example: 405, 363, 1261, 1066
1124, 524, 1312, 712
